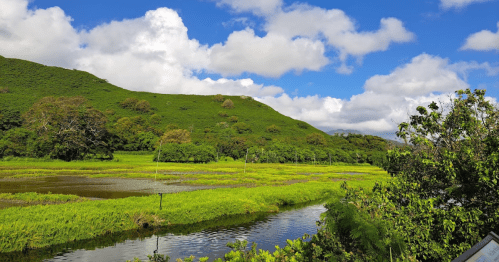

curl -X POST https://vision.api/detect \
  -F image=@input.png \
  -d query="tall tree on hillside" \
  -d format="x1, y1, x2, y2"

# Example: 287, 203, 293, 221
23, 96, 113, 161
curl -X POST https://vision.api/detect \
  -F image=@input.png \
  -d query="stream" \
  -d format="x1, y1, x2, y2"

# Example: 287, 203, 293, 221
0, 201, 328, 262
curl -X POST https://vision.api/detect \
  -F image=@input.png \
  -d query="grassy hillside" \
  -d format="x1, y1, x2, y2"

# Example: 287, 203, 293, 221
0, 56, 322, 143
0, 55, 413, 162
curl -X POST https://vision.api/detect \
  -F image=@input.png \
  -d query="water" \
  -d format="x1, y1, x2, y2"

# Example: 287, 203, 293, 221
1, 202, 327, 262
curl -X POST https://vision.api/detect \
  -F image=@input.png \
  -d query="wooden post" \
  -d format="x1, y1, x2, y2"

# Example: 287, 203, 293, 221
158, 193, 163, 210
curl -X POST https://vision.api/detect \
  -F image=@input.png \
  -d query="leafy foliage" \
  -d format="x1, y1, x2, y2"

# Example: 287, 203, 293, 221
265, 124, 281, 133
0, 107, 22, 131
22, 96, 113, 161
221, 99, 234, 109
157, 129, 191, 145
306, 132, 326, 146
231, 122, 251, 134
317, 88, 499, 261
154, 143, 216, 163
213, 94, 224, 102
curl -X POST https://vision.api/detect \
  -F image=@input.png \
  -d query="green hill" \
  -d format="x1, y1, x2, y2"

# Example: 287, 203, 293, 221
0, 55, 412, 164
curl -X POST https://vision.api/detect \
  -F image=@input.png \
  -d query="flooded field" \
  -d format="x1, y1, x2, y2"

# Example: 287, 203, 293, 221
0, 175, 227, 205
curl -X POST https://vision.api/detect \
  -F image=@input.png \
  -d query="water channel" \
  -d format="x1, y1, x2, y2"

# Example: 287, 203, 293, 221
0, 201, 327, 262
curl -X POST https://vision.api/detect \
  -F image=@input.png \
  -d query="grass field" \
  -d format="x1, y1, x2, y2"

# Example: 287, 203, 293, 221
0, 153, 391, 254
0, 153, 390, 186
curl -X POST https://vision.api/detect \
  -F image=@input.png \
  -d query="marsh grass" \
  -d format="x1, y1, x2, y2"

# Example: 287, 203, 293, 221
0, 153, 388, 186
0, 181, 365, 253
0, 192, 85, 203
0, 152, 390, 253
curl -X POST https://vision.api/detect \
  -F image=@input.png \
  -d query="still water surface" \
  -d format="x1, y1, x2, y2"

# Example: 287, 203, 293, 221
44, 203, 326, 262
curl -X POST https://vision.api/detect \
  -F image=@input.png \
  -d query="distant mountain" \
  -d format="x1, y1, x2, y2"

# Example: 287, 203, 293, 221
327, 129, 364, 136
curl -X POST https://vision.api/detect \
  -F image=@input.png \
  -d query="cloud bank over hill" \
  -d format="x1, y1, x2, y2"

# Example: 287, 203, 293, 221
0, 0, 497, 142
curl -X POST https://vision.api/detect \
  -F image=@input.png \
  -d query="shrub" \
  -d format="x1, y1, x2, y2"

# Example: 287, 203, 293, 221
165, 123, 179, 131
134, 100, 151, 113
0, 87, 9, 93
218, 111, 228, 117
232, 122, 251, 134
120, 98, 151, 113
120, 97, 139, 109
306, 133, 326, 146
149, 114, 161, 125
213, 94, 224, 102
157, 129, 191, 145
154, 143, 216, 163
222, 99, 234, 109
228, 116, 238, 122
265, 124, 281, 133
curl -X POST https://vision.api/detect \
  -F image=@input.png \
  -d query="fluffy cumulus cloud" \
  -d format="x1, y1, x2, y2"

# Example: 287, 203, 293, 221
364, 54, 469, 96
256, 53, 499, 141
209, 29, 329, 77
460, 22, 499, 51
265, 5, 415, 74
210, 4, 415, 76
440, 0, 493, 9
0, 0, 80, 67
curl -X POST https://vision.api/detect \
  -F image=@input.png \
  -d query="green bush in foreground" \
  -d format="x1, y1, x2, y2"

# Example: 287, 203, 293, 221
318, 88, 499, 261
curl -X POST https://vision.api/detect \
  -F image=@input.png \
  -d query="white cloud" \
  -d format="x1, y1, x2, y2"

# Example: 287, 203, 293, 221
364, 53, 469, 96
0, 3, 283, 96
257, 53, 498, 141
446, 60, 499, 80
440, 0, 493, 9
0, 0, 80, 68
460, 22, 499, 51
75, 8, 284, 96
265, 5, 415, 74
212, 0, 283, 16
208, 28, 329, 77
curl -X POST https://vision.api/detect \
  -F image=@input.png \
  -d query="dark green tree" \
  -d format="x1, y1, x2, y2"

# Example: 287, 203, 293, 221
22, 96, 113, 161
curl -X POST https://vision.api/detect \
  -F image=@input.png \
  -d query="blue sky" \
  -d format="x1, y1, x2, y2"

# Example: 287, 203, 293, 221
1, 0, 498, 141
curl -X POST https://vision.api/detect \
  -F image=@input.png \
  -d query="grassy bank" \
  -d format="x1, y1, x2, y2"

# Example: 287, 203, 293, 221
0, 192, 85, 203
0, 180, 377, 253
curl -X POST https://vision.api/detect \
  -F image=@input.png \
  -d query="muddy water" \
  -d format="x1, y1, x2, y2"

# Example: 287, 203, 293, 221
0, 176, 226, 199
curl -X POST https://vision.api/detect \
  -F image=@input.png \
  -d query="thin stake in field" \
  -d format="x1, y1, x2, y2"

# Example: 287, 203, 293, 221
244, 148, 249, 173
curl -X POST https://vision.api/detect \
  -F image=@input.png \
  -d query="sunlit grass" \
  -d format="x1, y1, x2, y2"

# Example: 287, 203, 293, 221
0, 192, 86, 203
0, 153, 389, 186
0, 152, 392, 253
0, 181, 370, 253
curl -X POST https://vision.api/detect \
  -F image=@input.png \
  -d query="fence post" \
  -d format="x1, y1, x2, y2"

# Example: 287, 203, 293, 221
158, 193, 163, 210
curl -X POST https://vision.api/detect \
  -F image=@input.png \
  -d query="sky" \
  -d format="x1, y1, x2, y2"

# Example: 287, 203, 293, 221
0, 0, 498, 142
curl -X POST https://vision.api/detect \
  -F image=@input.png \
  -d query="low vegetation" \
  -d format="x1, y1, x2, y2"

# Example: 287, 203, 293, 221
0, 192, 86, 204
0, 179, 375, 253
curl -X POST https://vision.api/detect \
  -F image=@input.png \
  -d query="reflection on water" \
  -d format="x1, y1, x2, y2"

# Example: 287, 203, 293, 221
0, 176, 150, 199
0, 201, 326, 262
